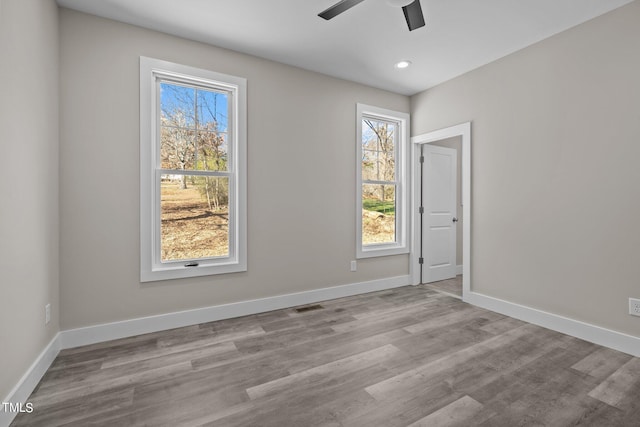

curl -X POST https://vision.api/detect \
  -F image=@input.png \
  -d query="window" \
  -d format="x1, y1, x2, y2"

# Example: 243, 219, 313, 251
356, 104, 409, 258
140, 57, 247, 281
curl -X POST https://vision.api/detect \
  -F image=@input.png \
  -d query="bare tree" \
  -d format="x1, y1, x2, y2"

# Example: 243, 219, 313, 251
363, 119, 395, 201
159, 83, 230, 215
196, 130, 227, 210
161, 112, 195, 189
160, 84, 228, 203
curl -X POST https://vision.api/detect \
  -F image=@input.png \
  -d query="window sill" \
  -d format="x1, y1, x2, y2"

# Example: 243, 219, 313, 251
140, 260, 247, 282
357, 244, 409, 259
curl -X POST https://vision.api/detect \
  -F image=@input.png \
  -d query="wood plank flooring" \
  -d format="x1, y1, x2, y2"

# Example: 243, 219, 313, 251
12, 285, 640, 426
424, 275, 462, 298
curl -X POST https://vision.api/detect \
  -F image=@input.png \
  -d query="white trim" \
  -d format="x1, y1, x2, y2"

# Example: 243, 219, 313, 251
4, 279, 639, 427
139, 56, 247, 282
411, 122, 471, 301
356, 103, 410, 259
60, 275, 411, 349
466, 291, 640, 357
456, 265, 463, 275
1, 334, 60, 427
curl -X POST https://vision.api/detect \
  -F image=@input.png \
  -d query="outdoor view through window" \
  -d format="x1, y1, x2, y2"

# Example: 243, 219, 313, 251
361, 117, 397, 245
160, 82, 230, 261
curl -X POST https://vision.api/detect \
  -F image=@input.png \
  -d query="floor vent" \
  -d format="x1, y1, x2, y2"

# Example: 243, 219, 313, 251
295, 304, 324, 313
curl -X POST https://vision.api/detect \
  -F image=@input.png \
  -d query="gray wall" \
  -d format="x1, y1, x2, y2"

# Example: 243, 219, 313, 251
5, 0, 638, 403
0, 0, 60, 400
59, 9, 410, 330
411, 1, 640, 336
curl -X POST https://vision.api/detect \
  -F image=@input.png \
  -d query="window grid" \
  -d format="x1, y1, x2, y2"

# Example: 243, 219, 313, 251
356, 104, 409, 259
140, 57, 247, 281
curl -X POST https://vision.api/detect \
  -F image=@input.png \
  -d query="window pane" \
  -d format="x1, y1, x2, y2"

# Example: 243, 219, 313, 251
160, 83, 195, 128
362, 184, 396, 245
161, 175, 229, 261
160, 125, 195, 170
362, 149, 377, 181
361, 118, 396, 181
362, 122, 379, 150
197, 89, 228, 132
383, 149, 395, 181
195, 131, 228, 171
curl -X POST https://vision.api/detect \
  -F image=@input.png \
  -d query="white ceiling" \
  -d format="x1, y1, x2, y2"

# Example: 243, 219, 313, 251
56, 0, 634, 96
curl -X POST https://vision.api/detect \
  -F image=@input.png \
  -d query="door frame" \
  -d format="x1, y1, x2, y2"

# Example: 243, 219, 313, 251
410, 122, 471, 300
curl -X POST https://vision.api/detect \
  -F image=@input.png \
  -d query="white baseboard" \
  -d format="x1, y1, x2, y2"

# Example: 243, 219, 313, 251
60, 275, 411, 349
465, 291, 640, 358
456, 265, 463, 275
7, 275, 636, 427
1, 275, 410, 427
1, 334, 61, 427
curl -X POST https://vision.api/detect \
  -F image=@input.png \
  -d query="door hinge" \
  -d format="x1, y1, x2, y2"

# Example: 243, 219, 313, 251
418, 257, 424, 265
419, 206, 424, 214
419, 155, 424, 163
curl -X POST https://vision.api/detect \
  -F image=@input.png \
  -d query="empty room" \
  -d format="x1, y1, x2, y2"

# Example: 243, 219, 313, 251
1, 0, 640, 425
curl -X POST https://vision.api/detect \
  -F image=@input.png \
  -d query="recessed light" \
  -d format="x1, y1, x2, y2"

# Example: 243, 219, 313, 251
395, 60, 412, 69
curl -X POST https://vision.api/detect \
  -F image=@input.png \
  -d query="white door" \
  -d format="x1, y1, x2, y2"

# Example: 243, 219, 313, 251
422, 144, 457, 283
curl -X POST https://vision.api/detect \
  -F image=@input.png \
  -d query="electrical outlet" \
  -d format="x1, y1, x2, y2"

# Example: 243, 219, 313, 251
45, 304, 51, 324
629, 298, 640, 317
350, 260, 357, 272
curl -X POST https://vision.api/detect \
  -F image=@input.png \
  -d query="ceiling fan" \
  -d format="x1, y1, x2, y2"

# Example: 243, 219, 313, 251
318, 0, 426, 31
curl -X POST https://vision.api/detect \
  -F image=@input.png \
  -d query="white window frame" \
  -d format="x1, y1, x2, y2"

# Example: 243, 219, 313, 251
140, 57, 247, 282
356, 103, 410, 258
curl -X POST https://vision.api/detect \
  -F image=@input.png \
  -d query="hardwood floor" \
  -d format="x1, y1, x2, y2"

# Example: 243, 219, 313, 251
12, 285, 640, 426
424, 275, 463, 298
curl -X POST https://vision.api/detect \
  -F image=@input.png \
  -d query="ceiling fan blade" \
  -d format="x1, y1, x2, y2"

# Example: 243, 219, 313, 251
318, 0, 367, 20
402, 0, 425, 31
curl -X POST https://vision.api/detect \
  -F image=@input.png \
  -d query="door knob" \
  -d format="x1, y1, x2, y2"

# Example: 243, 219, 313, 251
452, 217, 458, 223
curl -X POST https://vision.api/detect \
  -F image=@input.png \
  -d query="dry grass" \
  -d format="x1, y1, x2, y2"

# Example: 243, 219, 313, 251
161, 182, 229, 260
362, 209, 395, 244
160, 183, 396, 259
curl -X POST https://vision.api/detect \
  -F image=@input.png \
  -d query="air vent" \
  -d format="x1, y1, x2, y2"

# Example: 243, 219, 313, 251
295, 304, 324, 313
